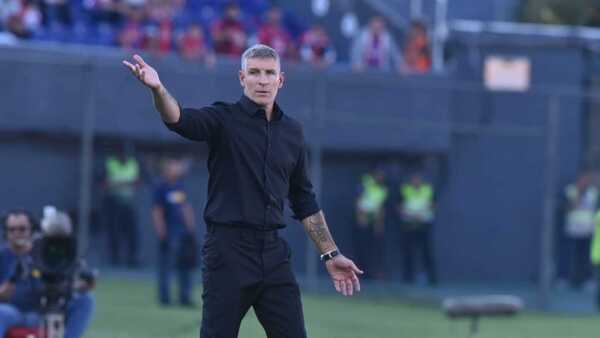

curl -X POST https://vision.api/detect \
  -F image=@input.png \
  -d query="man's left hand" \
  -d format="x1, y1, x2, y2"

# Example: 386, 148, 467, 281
325, 255, 363, 296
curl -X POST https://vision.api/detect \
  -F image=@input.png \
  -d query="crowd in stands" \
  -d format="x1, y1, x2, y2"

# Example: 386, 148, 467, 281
0, 0, 431, 73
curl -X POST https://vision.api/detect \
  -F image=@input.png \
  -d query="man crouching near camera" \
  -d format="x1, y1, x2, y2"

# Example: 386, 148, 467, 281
0, 209, 95, 338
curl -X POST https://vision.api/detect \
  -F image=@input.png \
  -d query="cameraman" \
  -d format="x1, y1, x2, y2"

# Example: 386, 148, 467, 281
0, 209, 95, 338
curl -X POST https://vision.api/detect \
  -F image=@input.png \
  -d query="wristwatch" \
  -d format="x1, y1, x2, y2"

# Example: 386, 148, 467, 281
320, 249, 340, 262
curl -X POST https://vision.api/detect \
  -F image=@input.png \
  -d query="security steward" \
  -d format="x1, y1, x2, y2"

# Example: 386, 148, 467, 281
355, 168, 388, 279
398, 172, 437, 285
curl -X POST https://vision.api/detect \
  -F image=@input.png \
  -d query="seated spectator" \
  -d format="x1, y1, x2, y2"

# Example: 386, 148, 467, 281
401, 20, 431, 74
145, 0, 193, 56
147, 0, 176, 24
238, 0, 269, 18
350, 16, 401, 72
118, 4, 146, 50
177, 23, 215, 66
300, 23, 336, 67
83, 0, 124, 26
144, 20, 173, 56
0, 0, 42, 39
43, 0, 72, 27
211, 2, 247, 58
256, 6, 295, 60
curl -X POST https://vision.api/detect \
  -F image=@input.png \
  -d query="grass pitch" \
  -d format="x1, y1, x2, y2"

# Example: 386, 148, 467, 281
86, 276, 598, 338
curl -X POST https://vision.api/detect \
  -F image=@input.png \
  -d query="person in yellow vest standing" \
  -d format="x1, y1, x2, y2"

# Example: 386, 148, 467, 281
354, 168, 388, 279
592, 209, 600, 310
564, 173, 598, 289
398, 172, 437, 285
102, 143, 141, 267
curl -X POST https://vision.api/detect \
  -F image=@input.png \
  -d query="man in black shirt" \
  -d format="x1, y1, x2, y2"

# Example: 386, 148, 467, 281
123, 44, 362, 338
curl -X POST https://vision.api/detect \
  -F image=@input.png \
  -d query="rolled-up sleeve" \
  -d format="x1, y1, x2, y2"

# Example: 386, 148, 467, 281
288, 141, 320, 220
164, 105, 221, 142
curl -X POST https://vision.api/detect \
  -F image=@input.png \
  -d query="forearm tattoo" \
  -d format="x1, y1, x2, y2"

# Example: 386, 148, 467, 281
303, 211, 337, 253
308, 215, 328, 243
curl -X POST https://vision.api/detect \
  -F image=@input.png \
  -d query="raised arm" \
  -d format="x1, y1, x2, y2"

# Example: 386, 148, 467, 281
123, 54, 180, 123
123, 54, 221, 142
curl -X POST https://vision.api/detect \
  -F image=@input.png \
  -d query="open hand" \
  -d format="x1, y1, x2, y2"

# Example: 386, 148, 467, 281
325, 254, 363, 296
123, 54, 162, 90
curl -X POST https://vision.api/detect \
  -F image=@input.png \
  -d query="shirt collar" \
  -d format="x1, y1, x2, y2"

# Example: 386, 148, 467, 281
239, 95, 283, 121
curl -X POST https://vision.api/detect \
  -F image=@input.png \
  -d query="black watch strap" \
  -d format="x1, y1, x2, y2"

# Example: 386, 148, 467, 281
320, 250, 339, 262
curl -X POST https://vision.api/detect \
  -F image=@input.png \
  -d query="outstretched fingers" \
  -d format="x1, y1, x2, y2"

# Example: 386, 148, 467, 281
351, 272, 361, 292
339, 280, 347, 296
346, 278, 354, 296
333, 275, 360, 296
133, 54, 147, 67
350, 261, 364, 275
123, 59, 143, 81
333, 280, 341, 293
122, 60, 136, 72
123, 54, 149, 77
137, 65, 145, 79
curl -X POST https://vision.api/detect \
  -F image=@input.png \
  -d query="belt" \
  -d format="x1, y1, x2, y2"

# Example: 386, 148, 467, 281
207, 223, 279, 241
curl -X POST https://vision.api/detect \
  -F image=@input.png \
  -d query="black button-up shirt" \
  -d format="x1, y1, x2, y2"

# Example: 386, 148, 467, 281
165, 95, 320, 229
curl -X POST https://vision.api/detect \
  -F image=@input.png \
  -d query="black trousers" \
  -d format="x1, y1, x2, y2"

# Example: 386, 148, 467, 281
568, 237, 592, 288
103, 195, 139, 266
353, 226, 371, 277
353, 225, 385, 279
200, 224, 306, 338
401, 223, 437, 285
595, 265, 600, 311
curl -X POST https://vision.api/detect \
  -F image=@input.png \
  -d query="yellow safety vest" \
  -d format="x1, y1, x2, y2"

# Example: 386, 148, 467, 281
357, 174, 388, 214
564, 184, 598, 238
105, 156, 139, 199
592, 211, 600, 265
401, 183, 434, 222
